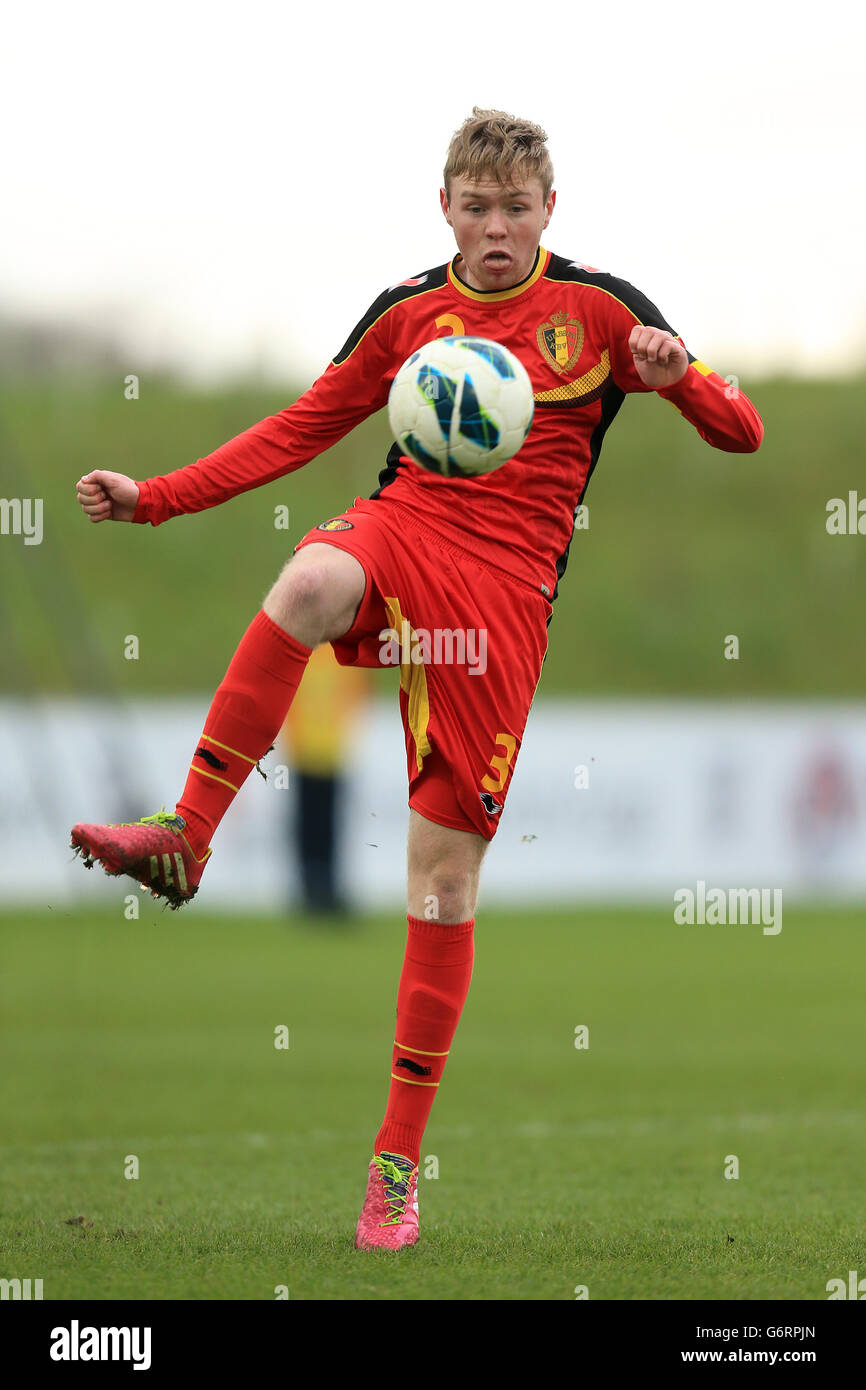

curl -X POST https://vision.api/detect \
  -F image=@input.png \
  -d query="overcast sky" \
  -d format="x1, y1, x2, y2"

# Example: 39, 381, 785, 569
2, 0, 864, 385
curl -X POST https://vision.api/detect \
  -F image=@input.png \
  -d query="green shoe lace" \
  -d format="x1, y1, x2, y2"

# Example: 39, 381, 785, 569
139, 807, 185, 831
104, 806, 184, 831
374, 1154, 415, 1226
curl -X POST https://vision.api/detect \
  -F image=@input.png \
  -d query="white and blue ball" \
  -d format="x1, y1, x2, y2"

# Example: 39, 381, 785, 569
387, 336, 534, 478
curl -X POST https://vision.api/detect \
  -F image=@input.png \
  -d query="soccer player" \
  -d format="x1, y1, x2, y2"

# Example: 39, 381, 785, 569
71, 107, 764, 1251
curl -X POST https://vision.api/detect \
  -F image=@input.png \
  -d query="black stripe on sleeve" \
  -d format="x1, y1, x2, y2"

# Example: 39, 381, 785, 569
332, 264, 448, 366
544, 253, 696, 364
548, 375, 629, 604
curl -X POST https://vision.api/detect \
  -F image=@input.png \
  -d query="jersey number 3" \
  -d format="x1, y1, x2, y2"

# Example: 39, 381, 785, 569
481, 733, 517, 793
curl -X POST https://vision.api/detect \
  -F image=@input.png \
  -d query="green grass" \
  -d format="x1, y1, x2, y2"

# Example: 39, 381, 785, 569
1, 906, 862, 1300
1, 374, 865, 696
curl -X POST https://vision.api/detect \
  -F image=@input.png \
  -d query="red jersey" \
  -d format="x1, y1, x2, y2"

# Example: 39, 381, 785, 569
131, 245, 764, 599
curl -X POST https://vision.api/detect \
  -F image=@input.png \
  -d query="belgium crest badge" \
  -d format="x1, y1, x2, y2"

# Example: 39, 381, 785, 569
537, 311, 584, 374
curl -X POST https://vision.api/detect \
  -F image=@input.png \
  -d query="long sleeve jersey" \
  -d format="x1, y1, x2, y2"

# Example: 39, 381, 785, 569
132, 245, 763, 600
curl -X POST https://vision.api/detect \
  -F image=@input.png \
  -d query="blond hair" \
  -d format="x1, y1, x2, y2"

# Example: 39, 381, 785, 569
443, 106, 554, 201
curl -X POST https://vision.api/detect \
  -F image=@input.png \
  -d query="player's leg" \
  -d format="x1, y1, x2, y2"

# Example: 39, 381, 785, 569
171, 543, 364, 853
70, 544, 365, 906
355, 811, 487, 1250
261, 543, 365, 647
355, 537, 549, 1249
382, 810, 487, 1154
405, 807, 487, 923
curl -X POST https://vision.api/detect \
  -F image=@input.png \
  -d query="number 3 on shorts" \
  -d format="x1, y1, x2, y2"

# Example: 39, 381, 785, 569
481, 732, 517, 793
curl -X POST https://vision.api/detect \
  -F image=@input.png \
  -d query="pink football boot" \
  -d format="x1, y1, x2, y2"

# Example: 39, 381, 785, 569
355, 1152, 420, 1251
70, 808, 211, 909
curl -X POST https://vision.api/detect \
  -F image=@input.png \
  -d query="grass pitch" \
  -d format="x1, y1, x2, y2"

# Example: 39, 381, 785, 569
0, 905, 862, 1301
3, 375, 866, 699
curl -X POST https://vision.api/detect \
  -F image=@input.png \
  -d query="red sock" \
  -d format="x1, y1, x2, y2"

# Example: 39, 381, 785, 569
374, 914, 475, 1166
176, 610, 312, 856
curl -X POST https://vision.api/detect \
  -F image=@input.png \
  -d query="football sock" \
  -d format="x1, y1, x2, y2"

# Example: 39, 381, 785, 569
374, 914, 475, 1167
176, 610, 312, 857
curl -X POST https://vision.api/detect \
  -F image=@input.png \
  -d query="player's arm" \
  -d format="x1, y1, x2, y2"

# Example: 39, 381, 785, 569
607, 278, 764, 452
77, 292, 396, 527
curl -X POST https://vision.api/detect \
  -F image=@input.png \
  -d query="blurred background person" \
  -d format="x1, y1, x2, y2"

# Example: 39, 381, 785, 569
279, 642, 371, 916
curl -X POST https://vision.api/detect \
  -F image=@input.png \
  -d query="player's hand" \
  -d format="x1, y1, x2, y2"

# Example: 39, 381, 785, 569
629, 326, 688, 389
76, 470, 140, 523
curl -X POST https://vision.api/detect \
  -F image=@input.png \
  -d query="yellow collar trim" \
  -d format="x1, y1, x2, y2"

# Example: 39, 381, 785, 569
448, 246, 549, 303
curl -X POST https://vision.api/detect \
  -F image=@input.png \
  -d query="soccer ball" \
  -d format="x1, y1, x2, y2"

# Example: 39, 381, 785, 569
387, 336, 534, 478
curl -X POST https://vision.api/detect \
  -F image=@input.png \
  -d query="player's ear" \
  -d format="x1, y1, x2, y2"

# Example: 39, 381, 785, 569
440, 187, 452, 225
542, 188, 556, 230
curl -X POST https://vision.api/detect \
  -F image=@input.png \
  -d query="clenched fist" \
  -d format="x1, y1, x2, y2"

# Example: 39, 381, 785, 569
76, 470, 140, 524
628, 325, 688, 390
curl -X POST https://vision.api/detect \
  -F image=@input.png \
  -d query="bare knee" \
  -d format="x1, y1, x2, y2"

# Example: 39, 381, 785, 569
263, 545, 366, 648
415, 868, 478, 924
407, 812, 488, 923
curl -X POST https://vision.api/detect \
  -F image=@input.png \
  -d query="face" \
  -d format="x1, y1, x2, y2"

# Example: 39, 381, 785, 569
440, 173, 555, 291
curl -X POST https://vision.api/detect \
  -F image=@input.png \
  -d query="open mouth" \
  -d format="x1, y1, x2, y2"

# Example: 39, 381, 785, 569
483, 251, 512, 270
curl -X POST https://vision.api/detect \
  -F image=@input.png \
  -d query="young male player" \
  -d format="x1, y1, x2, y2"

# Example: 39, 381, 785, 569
71, 107, 764, 1251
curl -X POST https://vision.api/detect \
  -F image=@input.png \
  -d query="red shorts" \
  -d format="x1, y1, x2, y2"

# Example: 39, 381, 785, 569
294, 496, 552, 839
